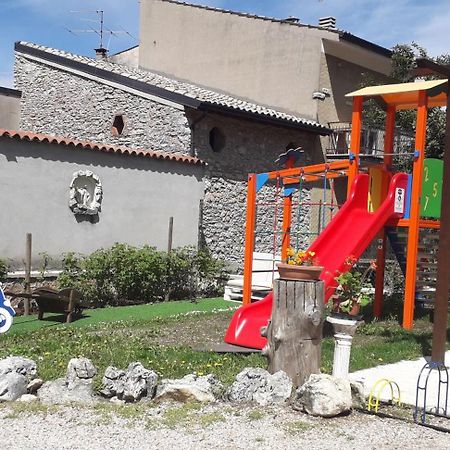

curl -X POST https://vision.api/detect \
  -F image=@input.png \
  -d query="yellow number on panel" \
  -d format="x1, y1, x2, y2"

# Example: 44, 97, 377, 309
424, 166, 429, 182
432, 182, 438, 198
424, 195, 429, 211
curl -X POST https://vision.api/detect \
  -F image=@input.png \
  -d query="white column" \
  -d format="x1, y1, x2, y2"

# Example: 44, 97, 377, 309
326, 316, 363, 379
332, 333, 354, 378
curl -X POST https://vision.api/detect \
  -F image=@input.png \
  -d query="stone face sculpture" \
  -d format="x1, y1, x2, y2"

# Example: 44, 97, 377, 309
69, 170, 103, 215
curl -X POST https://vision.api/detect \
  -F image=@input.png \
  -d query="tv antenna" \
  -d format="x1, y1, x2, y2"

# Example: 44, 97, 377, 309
66, 10, 137, 57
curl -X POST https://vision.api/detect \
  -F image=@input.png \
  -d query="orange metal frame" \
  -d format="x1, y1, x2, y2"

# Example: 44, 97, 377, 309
348, 92, 440, 328
241, 160, 350, 306
241, 90, 441, 328
403, 91, 429, 328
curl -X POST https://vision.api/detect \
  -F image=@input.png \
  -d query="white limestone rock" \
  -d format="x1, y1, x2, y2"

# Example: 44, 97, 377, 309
155, 374, 224, 403
294, 374, 352, 417
18, 394, 39, 403
226, 367, 293, 406
101, 362, 157, 402
38, 378, 97, 406
0, 356, 37, 379
66, 358, 97, 388
0, 372, 28, 402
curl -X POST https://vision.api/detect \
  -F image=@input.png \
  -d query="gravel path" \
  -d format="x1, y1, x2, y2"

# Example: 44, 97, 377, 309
1, 402, 448, 450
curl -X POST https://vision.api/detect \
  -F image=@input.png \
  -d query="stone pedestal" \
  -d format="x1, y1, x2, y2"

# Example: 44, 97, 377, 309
326, 315, 363, 379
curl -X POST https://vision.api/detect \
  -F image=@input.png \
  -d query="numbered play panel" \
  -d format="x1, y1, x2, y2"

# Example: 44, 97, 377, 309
421, 159, 443, 219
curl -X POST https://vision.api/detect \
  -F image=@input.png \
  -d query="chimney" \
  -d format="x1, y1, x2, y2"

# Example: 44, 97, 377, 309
284, 16, 300, 24
318, 16, 337, 29
95, 47, 108, 60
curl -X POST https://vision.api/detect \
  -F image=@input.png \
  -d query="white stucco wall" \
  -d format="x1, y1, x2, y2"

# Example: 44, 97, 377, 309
0, 90, 21, 129
139, 0, 332, 119
0, 138, 204, 268
109, 46, 139, 68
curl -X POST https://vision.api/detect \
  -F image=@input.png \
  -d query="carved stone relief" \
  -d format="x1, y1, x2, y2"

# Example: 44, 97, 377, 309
69, 170, 103, 216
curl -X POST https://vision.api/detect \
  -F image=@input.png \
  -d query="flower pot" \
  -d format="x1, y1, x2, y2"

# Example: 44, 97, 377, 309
331, 296, 362, 319
276, 263, 323, 281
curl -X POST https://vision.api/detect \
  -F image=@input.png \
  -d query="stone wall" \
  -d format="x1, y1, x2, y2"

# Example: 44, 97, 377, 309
14, 55, 191, 155
14, 54, 324, 268
190, 111, 319, 265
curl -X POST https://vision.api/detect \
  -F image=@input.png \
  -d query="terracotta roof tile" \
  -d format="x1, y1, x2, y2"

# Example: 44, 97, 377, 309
0, 129, 204, 166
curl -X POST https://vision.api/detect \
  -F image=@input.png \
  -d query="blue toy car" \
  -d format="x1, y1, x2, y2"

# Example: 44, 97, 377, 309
0, 284, 15, 333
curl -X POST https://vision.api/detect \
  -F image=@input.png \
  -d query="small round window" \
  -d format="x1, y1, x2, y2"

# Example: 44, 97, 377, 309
209, 127, 226, 152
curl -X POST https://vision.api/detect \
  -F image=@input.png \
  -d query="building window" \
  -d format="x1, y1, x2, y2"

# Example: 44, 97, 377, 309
209, 127, 226, 152
112, 114, 125, 136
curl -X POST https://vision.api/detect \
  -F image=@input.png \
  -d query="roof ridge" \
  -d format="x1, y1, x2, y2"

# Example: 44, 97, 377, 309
159, 0, 332, 32
0, 128, 204, 166
159, 1, 391, 57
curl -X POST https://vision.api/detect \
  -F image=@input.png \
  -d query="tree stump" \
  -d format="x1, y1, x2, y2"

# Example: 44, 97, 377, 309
261, 279, 324, 387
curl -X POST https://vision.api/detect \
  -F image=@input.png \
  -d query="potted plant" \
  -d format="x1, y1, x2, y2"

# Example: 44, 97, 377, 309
331, 256, 376, 318
277, 247, 323, 281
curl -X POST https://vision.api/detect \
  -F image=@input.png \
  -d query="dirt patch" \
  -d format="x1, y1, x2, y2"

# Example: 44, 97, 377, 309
148, 311, 236, 349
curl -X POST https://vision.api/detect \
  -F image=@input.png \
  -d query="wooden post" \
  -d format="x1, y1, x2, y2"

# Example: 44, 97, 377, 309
403, 90, 428, 329
66, 289, 76, 324
167, 216, 174, 253
261, 279, 324, 387
431, 84, 450, 363
413, 58, 450, 363
24, 233, 32, 316
165, 217, 174, 302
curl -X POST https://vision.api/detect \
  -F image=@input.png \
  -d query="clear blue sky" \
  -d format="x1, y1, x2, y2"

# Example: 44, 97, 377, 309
1, 0, 449, 87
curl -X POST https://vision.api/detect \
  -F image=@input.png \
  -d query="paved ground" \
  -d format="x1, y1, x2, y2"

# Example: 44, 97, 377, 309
350, 350, 450, 413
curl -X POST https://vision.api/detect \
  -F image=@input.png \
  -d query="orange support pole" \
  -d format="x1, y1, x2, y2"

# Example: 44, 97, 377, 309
374, 106, 396, 318
281, 158, 295, 260
347, 96, 363, 195
403, 91, 428, 329
242, 173, 257, 306
281, 195, 292, 261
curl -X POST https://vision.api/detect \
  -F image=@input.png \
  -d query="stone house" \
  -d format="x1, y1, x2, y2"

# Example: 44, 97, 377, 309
0, 129, 204, 269
13, 42, 330, 267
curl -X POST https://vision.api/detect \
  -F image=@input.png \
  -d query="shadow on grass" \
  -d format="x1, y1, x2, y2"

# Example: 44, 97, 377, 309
12, 312, 89, 329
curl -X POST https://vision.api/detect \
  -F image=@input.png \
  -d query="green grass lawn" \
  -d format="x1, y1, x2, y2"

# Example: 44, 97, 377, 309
9, 298, 233, 334
1, 296, 448, 390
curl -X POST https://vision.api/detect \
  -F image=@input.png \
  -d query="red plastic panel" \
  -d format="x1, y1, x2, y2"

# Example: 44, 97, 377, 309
225, 173, 408, 349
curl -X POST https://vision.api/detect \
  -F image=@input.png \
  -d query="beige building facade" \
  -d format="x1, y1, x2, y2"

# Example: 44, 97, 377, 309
138, 0, 392, 127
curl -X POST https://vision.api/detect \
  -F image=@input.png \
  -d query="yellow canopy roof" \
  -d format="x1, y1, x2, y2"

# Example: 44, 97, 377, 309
346, 79, 448, 110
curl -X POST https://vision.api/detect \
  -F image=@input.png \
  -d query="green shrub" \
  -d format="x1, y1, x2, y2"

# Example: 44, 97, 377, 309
58, 244, 229, 307
0, 258, 8, 282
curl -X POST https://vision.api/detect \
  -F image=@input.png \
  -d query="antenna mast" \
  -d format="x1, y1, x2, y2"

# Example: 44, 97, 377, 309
67, 10, 137, 59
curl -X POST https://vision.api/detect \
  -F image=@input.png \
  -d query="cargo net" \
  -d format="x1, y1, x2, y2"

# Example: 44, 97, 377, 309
253, 176, 340, 260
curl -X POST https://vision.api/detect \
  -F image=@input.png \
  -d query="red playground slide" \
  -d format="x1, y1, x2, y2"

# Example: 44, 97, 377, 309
225, 172, 408, 349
